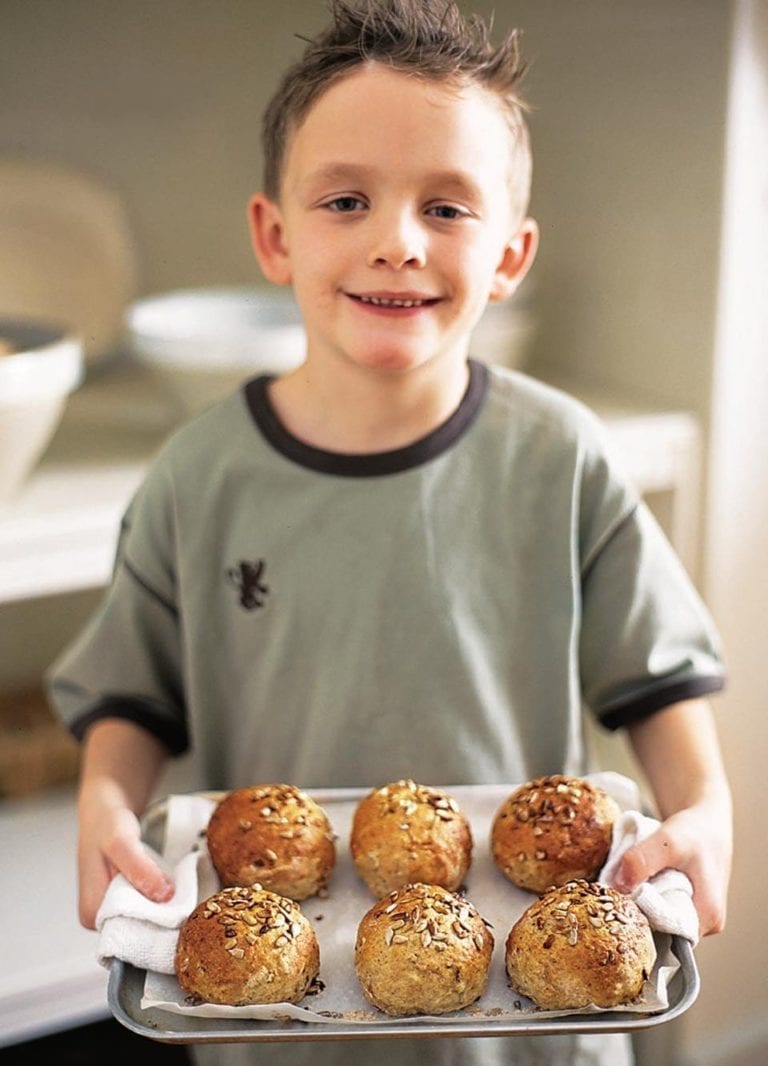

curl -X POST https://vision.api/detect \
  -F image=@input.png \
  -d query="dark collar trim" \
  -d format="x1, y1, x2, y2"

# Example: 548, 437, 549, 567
244, 359, 489, 477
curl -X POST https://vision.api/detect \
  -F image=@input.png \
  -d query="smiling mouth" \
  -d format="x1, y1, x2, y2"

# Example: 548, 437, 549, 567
349, 293, 439, 309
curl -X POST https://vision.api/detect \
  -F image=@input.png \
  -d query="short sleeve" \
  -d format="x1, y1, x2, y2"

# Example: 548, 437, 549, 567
45, 461, 189, 753
579, 496, 725, 730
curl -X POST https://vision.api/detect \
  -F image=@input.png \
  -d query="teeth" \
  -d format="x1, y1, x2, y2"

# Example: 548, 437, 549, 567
358, 295, 426, 308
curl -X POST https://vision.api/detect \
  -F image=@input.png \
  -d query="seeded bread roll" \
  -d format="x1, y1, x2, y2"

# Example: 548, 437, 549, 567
206, 784, 336, 900
355, 882, 493, 1015
491, 775, 621, 894
174, 885, 320, 1006
505, 879, 657, 1010
350, 779, 473, 897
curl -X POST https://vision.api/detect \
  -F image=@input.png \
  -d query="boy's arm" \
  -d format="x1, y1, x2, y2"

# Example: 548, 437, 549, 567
76, 718, 175, 930
612, 698, 732, 937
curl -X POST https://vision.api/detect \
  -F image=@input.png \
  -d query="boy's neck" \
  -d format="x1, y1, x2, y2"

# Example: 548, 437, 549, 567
266, 356, 471, 454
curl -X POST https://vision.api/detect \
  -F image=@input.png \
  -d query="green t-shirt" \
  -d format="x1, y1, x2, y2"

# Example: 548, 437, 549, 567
48, 361, 724, 793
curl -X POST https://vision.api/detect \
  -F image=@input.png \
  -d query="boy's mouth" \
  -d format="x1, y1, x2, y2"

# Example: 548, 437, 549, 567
347, 292, 440, 309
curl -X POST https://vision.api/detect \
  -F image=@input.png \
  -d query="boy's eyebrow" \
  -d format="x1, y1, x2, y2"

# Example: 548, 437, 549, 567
300, 163, 376, 190
425, 170, 485, 203
298, 163, 485, 202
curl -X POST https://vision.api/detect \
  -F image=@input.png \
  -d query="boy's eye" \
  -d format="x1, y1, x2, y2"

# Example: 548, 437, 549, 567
426, 204, 465, 220
325, 196, 366, 213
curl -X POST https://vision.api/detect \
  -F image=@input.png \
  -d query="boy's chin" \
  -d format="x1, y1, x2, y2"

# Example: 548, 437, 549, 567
348, 347, 465, 377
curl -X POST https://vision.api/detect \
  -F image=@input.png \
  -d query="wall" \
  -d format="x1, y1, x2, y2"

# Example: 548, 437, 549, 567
696, 2, 768, 1064
0, 0, 329, 296
481, 1, 730, 413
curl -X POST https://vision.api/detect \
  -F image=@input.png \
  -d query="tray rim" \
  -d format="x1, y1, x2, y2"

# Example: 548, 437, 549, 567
108, 783, 700, 1044
108, 938, 699, 1044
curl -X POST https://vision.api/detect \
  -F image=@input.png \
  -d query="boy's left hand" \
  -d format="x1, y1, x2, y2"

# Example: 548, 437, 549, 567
622, 698, 733, 938
611, 800, 731, 937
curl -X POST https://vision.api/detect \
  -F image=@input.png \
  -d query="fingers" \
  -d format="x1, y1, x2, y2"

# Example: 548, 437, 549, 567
611, 829, 673, 894
109, 839, 175, 902
105, 810, 175, 902
680, 842, 729, 937
691, 875, 727, 937
77, 807, 174, 930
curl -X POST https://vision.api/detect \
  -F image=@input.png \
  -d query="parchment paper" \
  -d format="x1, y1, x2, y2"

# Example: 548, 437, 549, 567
140, 775, 681, 1025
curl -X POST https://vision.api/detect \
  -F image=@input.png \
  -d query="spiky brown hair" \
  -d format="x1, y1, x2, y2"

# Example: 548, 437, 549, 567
261, 0, 531, 220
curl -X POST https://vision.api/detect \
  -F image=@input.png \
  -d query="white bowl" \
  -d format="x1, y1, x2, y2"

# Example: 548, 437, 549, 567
0, 318, 84, 502
125, 286, 306, 415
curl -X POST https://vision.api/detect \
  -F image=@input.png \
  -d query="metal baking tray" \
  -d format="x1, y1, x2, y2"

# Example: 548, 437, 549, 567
108, 785, 700, 1043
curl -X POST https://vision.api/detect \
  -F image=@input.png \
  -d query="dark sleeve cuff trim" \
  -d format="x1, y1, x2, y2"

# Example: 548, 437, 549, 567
598, 675, 726, 731
70, 696, 189, 755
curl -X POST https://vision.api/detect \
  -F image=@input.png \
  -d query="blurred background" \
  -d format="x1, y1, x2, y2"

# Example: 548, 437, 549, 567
1, 1, 766, 1064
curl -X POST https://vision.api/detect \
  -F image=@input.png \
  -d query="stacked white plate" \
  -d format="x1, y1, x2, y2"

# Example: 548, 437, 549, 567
0, 159, 137, 364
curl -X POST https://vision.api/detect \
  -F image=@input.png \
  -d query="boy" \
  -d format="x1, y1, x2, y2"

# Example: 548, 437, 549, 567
48, 2, 732, 1065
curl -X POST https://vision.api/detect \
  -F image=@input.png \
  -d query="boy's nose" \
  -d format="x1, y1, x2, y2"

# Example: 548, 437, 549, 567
366, 210, 426, 270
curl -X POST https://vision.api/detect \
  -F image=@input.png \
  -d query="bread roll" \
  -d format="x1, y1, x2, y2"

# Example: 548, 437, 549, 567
491, 775, 620, 894
175, 885, 320, 1006
206, 783, 336, 900
355, 882, 493, 1015
505, 879, 657, 1010
350, 779, 472, 897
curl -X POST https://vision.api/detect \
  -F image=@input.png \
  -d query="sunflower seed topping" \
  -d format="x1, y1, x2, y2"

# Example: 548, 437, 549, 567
378, 883, 491, 954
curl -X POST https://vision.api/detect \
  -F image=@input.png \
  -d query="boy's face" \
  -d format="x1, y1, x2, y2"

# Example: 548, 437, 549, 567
250, 63, 537, 379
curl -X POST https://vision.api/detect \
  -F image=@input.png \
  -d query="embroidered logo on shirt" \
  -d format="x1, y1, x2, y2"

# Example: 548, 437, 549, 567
227, 559, 269, 610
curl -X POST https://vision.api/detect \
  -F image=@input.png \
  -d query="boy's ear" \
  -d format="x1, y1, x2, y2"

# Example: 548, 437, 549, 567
488, 218, 539, 303
247, 193, 292, 286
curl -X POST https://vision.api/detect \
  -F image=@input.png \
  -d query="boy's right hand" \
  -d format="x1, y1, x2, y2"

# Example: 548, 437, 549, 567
76, 718, 175, 930
77, 802, 175, 930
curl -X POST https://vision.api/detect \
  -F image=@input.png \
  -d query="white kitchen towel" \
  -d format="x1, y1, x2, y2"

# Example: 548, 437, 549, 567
95, 793, 218, 973
601, 809, 700, 944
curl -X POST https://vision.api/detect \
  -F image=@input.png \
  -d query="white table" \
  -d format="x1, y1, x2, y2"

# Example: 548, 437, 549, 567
0, 784, 109, 1046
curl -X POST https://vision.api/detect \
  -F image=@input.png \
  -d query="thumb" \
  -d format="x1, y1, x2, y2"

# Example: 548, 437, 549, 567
105, 809, 175, 902
611, 829, 673, 894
